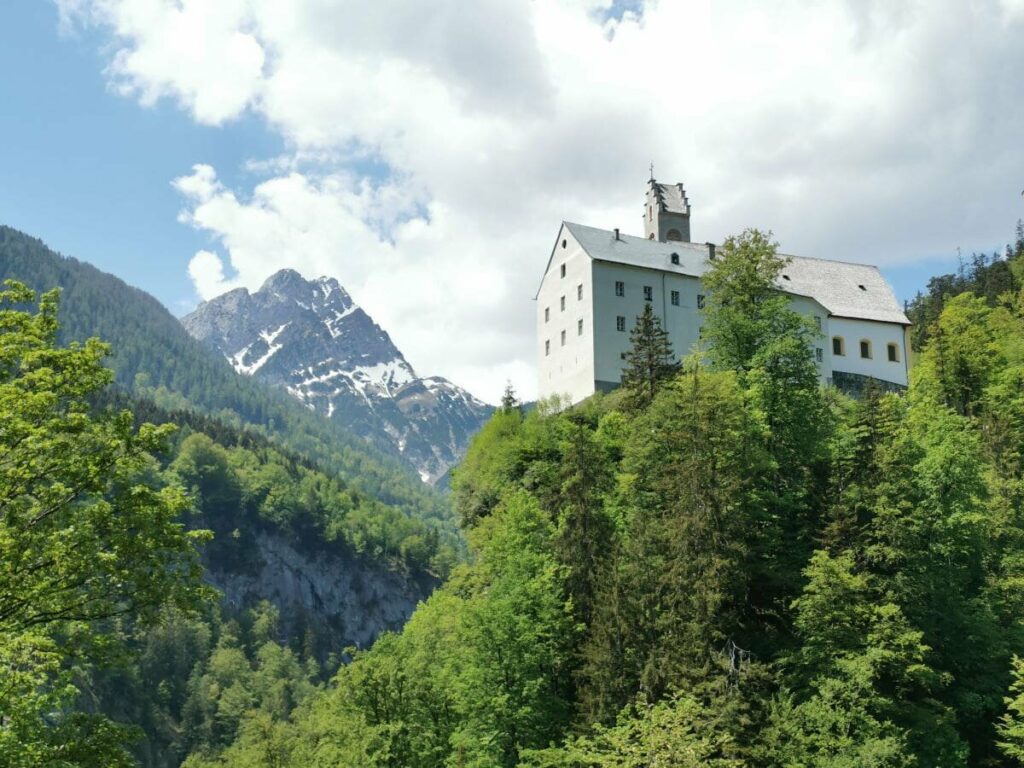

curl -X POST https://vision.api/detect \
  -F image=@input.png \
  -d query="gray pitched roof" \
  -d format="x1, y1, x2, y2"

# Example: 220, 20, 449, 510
564, 221, 910, 325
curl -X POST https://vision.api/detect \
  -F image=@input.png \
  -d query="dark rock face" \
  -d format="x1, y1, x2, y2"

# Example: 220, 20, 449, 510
182, 270, 492, 483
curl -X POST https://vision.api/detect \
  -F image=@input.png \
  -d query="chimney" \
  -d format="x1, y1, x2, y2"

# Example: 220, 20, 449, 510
614, 228, 620, 241
706, 242, 716, 259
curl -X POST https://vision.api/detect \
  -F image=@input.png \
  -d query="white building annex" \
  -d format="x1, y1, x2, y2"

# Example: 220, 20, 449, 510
536, 179, 912, 405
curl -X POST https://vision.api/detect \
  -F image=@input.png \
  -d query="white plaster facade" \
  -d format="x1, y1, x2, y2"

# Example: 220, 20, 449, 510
537, 186, 911, 405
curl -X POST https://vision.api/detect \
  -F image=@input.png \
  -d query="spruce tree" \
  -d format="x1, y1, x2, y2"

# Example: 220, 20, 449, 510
500, 380, 521, 414
621, 303, 677, 410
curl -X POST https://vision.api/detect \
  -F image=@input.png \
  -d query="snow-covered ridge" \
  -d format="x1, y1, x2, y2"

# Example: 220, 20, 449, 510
181, 269, 493, 484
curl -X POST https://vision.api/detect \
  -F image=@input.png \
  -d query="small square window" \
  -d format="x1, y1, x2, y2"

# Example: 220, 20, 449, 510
545, 340, 550, 356
643, 286, 653, 302
670, 290, 680, 306
816, 348, 824, 363
561, 330, 566, 346
616, 316, 626, 332
615, 281, 625, 297
577, 284, 583, 300
560, 264, 566, 278
577, 319, 583, 336
544, 307, 549, 323
620, 352, 627, 360
560, 296, 566, 311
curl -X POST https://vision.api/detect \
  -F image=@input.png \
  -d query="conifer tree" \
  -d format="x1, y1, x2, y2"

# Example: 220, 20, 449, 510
621, 303, 677, 410
500, 380, 521, 414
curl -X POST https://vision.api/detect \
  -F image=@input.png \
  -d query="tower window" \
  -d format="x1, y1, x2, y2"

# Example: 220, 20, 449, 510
561, 239, 567, 249
643, 286, 653, 302
697, 294, 705, 309
577, 319, 583, 336
832, 336, 845, 356
544, 307, 549, 323
858, 284, 867, 291
545, 340, 550, 356
577, 284, 583, 300
860, 340, 872, 359
560, 296, 566, 311
561, 330, 566, 346
616, 316, 626, 332
648, 205, 652, 221
670, 290, 680, 306
666, 229, 682, 242
887, 343, 900, 362
670, 253, 680, 265
615, 281, 625, 297
560, 264, 566, 278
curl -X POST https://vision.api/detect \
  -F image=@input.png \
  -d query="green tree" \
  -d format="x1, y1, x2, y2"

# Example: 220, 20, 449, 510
621, 303, 676, 410
998, 656, 1024, 764
0, 281, 210, 765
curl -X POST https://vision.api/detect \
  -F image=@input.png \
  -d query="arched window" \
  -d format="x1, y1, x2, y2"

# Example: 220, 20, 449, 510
887, 343, 900, 362
666, 229, 682, 242
860, 339, 872, 359
648, 233, 655, 240
648, 205, 653, 221
832, 336, 845, 356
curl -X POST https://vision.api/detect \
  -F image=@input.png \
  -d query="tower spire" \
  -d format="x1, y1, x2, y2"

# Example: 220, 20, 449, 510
649, 162, 654, 181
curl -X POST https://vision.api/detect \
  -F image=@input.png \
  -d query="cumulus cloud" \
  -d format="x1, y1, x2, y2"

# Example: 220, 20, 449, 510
59, 0, 1024, 401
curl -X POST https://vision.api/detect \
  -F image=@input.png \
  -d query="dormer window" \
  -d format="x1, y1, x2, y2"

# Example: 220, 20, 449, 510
670, 253, 680, 265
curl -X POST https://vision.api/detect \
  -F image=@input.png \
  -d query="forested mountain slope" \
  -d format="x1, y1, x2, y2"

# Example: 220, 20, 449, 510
0, 226, 453, 535
189, 224, 1024, 768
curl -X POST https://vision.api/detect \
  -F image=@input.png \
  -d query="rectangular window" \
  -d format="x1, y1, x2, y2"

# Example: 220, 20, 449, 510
615, 281, 624, 297
670, 290, 680, 306
577, 319, 583, 335
544, 340, 550, 356
616, 316, 626, 332
560, 264, 566, 278
544, 307, 549, 323
577, 284, 583, 300
816, 347, 824, 363
560, 296, 566, 311
860, 340, 871, 359
697, 294, 705, 309
620, 352, 627, 360
815, 316, 822, 330
888, 343, 899, 362
643, 285, 653, 302
561, 330, 566, 346
832, 337, 844, 356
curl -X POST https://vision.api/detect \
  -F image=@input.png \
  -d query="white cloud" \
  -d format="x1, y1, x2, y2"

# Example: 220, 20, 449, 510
59, 0, 1024, 402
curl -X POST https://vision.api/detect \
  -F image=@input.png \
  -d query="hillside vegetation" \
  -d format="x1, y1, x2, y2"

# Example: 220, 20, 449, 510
181, 225, 1024, 767
0, 226, 454, 542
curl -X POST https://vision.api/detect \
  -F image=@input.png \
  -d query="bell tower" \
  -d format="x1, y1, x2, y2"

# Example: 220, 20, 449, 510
643, 177, 691, 242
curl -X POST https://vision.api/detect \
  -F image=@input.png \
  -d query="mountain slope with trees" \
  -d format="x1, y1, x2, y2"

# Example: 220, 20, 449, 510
185, 221, 1024, 768
0, 226, 453, 534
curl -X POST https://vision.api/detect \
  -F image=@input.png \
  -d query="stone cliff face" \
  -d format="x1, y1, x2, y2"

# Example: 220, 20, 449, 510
204, 531, 436, 654
182, 269, 492, 484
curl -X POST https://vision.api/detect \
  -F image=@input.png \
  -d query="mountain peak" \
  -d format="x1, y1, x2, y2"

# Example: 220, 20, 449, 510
182, 273, 492, 483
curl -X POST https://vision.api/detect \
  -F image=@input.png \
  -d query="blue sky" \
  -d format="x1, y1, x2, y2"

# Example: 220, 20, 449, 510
2, 0, 1022, 399
0, 0, 281, 313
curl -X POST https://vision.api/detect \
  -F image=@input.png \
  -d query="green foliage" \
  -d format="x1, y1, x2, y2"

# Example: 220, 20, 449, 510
999, 656, 1024, 763
620, 303, 676, 410
0, 281, 209, 765
0, 225, 458, 552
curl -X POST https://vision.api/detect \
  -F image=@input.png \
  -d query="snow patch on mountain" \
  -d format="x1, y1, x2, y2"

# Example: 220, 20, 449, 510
181, 269, 492, 483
